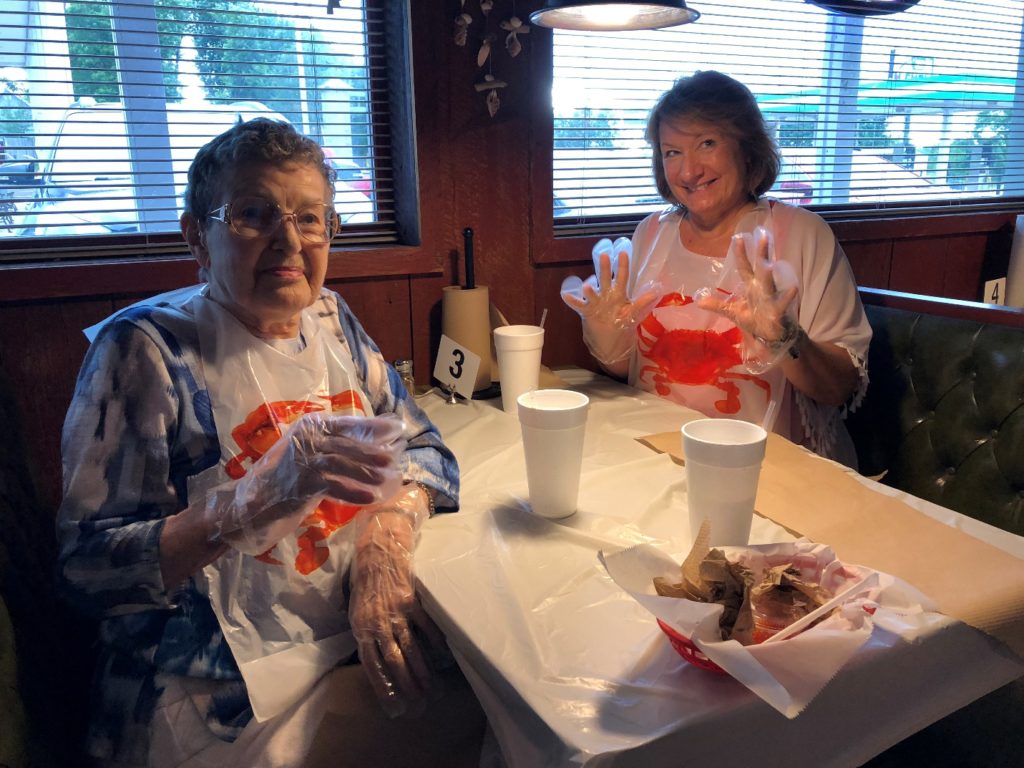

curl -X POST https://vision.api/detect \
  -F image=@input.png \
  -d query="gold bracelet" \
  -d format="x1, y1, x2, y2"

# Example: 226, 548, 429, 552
414, 481, 436, 517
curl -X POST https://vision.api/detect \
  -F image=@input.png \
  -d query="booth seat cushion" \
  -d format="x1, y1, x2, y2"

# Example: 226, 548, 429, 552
847, 300, 1024, 536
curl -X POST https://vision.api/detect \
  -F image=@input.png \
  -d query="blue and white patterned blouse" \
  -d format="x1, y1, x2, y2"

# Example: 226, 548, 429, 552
56, 287, 458, 764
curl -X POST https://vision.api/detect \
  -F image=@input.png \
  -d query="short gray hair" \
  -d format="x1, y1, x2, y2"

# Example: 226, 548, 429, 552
183, 117, 336, 223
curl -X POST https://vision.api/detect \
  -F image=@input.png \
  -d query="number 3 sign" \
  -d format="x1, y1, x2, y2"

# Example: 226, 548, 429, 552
433, 334, 482, 400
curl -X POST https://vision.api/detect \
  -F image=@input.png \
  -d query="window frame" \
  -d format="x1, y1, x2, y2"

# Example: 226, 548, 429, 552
534, 1, 1024, 264
0, 0, 434, 290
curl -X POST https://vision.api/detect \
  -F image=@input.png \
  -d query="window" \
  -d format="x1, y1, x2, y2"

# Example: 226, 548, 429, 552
551, 0, 1024, 232
0, 0, 410, 260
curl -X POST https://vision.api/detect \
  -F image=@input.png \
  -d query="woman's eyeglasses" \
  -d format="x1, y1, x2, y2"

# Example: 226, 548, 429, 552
208, 197, 340, 244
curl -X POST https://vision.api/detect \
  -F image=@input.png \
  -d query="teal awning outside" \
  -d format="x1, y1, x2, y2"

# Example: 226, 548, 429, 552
758, 73, 1015, 115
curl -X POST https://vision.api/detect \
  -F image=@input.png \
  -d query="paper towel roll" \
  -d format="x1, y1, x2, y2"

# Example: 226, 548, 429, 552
442, 285, 492, 392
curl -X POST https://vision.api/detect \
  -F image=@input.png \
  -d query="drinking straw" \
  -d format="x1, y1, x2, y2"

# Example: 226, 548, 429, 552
762, 397, 778, 431
539, 308, 548, 328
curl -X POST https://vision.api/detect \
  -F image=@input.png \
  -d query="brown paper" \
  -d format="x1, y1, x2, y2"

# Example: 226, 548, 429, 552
538, 366, 568, 389
637, 430, 1024, 658
442, 285, 491, 392
636, 431, 686, 466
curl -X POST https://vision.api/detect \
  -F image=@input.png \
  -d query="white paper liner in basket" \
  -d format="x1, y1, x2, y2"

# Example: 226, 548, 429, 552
599, 540, 944, 718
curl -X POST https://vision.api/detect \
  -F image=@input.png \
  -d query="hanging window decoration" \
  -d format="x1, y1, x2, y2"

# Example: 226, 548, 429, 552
454, 11, 473, 47
475, 73, 508, 118
453, 0, 529, 118
500, 14, 530, 57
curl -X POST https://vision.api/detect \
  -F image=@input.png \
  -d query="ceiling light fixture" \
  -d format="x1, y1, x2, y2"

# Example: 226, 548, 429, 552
529, 1, 700, 32
805, 0, 921, 16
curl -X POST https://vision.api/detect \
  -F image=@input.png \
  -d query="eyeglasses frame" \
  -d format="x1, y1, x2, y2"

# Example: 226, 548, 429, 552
206, 198, 340, 244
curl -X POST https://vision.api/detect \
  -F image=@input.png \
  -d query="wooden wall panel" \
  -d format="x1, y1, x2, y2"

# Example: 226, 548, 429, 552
889, 238, 948, 297
941, 234, 991, 299
0, 299, 110, 511
410, 274, 448, 387
841, 240, 892, 289
889, 233, 990, 300
327, 277, 412, 364
533, 264, 595, 373
443, 72, 534, 332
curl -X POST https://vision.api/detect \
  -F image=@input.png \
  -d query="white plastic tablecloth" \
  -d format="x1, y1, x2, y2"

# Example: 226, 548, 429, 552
414, 369, 1024, 768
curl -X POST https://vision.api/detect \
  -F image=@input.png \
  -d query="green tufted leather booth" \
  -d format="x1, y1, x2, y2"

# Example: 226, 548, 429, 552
847, 288, 1024, 537
848, 288, 1024, 768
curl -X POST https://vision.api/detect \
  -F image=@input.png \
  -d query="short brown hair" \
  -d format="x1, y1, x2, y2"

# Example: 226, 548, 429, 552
183, 117, 335, 224
645, 71, 780, 210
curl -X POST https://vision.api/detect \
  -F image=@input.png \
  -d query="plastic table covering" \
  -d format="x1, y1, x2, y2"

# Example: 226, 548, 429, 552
414, 368, 1024, 768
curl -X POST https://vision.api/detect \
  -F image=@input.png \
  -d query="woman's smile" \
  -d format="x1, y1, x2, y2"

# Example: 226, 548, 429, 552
684, 180, 713, 193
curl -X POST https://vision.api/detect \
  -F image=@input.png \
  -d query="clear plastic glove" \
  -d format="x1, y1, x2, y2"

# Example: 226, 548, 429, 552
560, 236, 661, 366
204, 412, 407, 554
349, 484, 449, 718
695, 226, 801, 374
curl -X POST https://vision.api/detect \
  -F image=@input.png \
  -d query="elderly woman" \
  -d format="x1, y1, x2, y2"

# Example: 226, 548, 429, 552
564, 71, 871, 466
57, 119, 470, 766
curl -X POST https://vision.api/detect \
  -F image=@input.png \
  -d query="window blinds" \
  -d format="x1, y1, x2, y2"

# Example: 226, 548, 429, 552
551, 0, 1024, 232
0, 0, 398, 260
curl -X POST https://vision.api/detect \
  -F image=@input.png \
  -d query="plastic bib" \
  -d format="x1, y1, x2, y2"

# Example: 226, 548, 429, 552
191, 292, 372, 721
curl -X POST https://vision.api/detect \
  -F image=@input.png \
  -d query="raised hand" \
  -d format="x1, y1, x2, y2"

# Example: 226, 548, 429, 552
561, 237, 660, 366
696, 226, 801, 371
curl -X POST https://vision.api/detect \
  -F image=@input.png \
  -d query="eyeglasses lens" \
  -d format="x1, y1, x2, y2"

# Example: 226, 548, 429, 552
228, 197, 337, 243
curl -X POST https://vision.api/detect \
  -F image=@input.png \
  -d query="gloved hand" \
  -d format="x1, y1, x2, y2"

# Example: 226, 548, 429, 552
204, 412, 407, 554
560, 236, 661, 366
695, 226, 801, 373
349, 483, 448, 718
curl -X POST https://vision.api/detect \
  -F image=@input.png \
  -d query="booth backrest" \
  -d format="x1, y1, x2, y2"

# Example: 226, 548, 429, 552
0, 353, 94, 767
846, 288, 1024, 536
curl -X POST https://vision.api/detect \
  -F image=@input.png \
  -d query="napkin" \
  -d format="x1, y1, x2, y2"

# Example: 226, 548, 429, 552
599, 540, 944, 718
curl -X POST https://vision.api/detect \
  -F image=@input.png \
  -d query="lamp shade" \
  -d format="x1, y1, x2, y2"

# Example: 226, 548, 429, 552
529, 1, 700, 31
805, 0, 920, 15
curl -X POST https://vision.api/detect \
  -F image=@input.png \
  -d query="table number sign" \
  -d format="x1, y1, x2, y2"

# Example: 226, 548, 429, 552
433, 334, 481, 400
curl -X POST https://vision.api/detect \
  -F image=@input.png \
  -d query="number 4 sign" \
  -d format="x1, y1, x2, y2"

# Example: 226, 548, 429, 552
434, 334, 481, 400
984, 277, 1007, 306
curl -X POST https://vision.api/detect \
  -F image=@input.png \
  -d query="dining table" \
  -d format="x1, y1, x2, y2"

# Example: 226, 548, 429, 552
413, 367, 1024, 768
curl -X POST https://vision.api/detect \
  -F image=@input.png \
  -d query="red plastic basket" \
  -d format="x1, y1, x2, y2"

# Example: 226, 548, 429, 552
656, 618, 727, 675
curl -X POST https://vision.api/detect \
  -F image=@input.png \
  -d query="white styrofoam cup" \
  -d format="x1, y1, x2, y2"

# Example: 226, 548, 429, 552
494, 325, 545, 414
517, 389, 589, 519
681, 418, 768, 546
